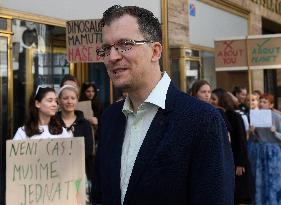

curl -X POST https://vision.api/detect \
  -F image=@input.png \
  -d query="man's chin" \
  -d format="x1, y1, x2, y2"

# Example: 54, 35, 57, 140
113, 82, 130, 91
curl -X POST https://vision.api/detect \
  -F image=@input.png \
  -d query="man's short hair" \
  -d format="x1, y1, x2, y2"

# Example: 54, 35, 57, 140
100, 5, 162, 43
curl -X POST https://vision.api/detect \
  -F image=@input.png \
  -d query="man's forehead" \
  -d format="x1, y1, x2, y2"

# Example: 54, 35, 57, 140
102, 15, 142, 42
105, 14, 137, 25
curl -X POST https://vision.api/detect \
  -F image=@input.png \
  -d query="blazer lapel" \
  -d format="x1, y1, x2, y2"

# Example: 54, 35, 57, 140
123, 83, 178, 205
107, 106, 127, 205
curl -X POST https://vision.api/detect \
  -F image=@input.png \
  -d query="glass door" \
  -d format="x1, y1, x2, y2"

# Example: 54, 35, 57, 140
11, 19, 69, 133
186, 59, 201, 92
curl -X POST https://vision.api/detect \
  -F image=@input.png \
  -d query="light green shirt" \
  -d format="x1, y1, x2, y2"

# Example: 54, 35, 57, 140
120, 72, 171, 204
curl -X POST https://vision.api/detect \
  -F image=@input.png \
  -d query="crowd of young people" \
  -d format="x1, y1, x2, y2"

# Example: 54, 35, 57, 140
191, 80, 281, 205
13, 75, 102, 205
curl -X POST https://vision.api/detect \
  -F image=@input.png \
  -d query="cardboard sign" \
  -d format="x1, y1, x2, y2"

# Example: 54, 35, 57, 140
76, 101, 93, 120
214, 38, 247, 71
247, 35, 281, 69
66, 19, 103, 63
6, 138, 86, 205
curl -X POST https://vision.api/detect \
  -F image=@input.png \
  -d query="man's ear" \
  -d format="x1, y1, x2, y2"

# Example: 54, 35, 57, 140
151, 42, 162, 62
35, 100, 40, 109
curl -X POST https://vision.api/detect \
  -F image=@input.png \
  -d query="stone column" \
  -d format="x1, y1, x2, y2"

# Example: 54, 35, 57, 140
249, 12, 264, 93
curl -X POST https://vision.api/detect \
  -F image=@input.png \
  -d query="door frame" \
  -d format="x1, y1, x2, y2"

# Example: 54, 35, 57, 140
0, 32, 13, 139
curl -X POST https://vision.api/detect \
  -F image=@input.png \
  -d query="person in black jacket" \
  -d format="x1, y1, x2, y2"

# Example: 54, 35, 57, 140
213, 88, 254, 205
232, 86, 249, 116
93, 5, 234, 205
56, 84, 94, 204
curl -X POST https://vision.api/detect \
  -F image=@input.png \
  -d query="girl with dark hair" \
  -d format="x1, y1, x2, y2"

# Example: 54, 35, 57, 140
190, 80, 211, 103
60, 74, 80, 88
212, 88, 254, 205
14, 86, 70, 139
232, 85, 249, 115
79, 82, 103, 127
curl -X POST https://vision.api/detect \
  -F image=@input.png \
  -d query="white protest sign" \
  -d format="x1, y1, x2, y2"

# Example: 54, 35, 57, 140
250, 109, 272, 128
6, 137, 86, 205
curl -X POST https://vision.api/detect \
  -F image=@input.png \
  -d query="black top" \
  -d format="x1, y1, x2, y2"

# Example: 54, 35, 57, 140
238, 103, 249, 115
225, 110, 248, 166
216, 107, 232, 133
225, 110, 254, 203
92, 98, 104, 121
56, 110, 94, 180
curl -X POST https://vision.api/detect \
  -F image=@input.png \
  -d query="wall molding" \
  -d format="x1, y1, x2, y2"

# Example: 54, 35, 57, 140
0, 7, 66, 27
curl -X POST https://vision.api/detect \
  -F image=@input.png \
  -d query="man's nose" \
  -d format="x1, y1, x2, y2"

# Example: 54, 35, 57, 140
108, 46, 122, 62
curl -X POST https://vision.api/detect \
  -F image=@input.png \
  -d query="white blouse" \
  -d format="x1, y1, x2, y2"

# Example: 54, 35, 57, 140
13, 125, 71, 140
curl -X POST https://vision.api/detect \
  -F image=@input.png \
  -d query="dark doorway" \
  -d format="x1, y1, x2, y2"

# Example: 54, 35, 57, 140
262, 18, 281, 108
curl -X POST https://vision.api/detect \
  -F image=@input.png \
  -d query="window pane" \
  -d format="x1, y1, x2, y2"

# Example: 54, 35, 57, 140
0, 36, 8, 140
201, 51, 216, 88
12, 19, 69, 134
0, 36, 8, 204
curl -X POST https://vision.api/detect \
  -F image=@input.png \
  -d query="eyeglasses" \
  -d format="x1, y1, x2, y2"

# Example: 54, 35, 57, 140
96, 39, 153, 57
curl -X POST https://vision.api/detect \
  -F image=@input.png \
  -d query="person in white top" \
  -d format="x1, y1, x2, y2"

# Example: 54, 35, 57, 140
14, 86, 70, 140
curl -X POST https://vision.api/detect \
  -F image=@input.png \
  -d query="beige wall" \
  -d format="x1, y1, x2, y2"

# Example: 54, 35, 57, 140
168, 0, 281, 44
1, 0, 162, 20
168, 0, 281, 93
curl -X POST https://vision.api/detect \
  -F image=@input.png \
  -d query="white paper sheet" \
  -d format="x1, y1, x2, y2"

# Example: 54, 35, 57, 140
250, 109, 272, 128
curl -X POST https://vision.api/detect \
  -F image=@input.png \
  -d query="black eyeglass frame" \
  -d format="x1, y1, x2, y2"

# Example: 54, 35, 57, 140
96, 39, 154, 57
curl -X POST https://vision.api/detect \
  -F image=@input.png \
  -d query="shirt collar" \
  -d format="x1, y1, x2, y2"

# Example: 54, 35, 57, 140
145, 72, 171, 109
122, 72, 171, 116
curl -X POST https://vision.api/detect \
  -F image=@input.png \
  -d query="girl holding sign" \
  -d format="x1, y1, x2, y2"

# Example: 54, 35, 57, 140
79, 82, 103, 127
246, 94, 259, 110
248, 93, 281, 205
56, 84, 94, 205
249, 93, 281, 142
13, 86, 70, 140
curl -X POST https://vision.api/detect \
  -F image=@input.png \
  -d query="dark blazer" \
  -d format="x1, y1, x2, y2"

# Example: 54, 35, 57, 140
93, 83, 234, 205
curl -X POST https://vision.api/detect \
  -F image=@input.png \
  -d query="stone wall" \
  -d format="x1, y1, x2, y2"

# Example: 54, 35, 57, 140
168, 0, 281, 45
167, 0, 281, 92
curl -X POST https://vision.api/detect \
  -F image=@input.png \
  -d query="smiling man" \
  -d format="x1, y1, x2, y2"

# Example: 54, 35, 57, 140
93, 5, 234, 205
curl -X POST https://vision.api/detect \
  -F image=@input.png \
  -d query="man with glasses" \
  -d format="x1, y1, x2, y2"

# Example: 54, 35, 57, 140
93, 5, 234, 205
